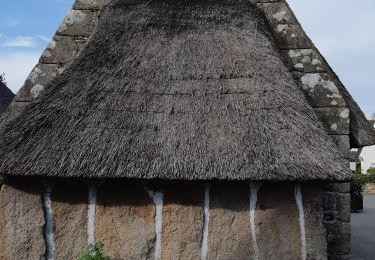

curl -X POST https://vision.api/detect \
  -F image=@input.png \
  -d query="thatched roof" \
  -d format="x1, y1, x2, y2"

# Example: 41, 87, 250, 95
0, 82, 14, 117
0, 0, 350, 181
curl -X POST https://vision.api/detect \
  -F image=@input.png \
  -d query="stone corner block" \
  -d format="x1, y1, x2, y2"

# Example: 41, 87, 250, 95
271, 24, 311, 49
57, 9, 97, 37
15, 63, 64, 102
299, 73, 346, 107
314, 107, 350, 135
40, 35, 79, 64
330, 135, 350, 159
324, 183, 351, 194
281, 49, 325, 73
258, 2, 297, 25
326, 222, 351, 256
73, 0, 111, 10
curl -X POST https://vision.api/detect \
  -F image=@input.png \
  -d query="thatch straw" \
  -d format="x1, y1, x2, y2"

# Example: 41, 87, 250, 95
0, 0, 350, 181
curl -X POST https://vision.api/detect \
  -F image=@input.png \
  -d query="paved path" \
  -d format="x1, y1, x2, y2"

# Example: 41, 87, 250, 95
351, 195, 375, 260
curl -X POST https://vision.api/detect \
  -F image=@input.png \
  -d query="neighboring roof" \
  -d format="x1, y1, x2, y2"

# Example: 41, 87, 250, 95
0, 82, 14, 117
0, 0, 350, 181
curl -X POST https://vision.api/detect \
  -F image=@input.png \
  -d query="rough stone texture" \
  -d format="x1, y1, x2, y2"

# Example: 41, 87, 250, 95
330, 135, 350, 159
326, 222, 351, 256
96, 180, 155, 260
161, 182, 204, 260
256, 183, 301, 259
323, 183, 351, 259
314, 107, 350, 135
51, 180, 88, 260
15, 64, 64, 102
75, 36, 90, 52
208, 182, 253, 260
0, 177, 44, 259
40, 35, 79, 64
324, 183, 351, 194
364, 183, 375, 194
259, 2, 297, 25
272, 24, 311, 49
7, 0, 104, 119
299, 73, 346, 107
302, 184, 328, 260
281, 49, 325, 73
335, 193, 350, 223
73, 0, 111, 10
57, 10, 98, 37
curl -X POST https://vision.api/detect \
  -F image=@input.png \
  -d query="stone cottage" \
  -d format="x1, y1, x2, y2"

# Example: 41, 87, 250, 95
1, 0, 375, 259
0, 81, 14, 117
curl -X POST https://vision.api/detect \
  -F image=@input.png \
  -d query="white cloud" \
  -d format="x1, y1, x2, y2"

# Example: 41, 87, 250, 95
0, 51, 41, 93
2, 36, 35, 48
0, 35, 50, 48
36, 35, 51, 42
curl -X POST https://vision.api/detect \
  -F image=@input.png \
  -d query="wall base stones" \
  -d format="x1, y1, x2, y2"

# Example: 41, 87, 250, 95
303, 184, 327, 260
95, 180, 156, 260
0, 177, 45, 260
51, 180, 88, 259
208, 182, 253, 260
161, 182, 204, 260
0, 179, 330, 259
256, 183, 302, 259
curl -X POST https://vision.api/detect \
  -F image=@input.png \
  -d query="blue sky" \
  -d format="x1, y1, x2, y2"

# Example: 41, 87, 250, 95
0, 0, 374, 117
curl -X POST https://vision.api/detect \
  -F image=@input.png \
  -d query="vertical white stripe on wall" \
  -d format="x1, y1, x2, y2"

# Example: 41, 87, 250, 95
250, 182, 262, 260
295, 184, 307, 260
146, 188, 164, 260
43, 187, 55, 260
201, 183, 210, 260
87, 184, 97, 246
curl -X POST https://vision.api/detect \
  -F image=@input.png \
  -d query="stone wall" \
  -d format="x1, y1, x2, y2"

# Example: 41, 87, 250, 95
364, 183, 375, 195
254, 1, 351, 259
6, 0, 110, 121
0, 178, 327, 259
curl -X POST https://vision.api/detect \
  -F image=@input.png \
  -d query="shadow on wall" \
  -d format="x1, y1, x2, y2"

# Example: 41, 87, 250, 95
0, 177, 326, 259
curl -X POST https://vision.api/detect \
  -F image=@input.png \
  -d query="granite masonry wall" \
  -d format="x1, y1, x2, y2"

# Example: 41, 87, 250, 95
0, 178, 327, 259
255, 1, 351, 259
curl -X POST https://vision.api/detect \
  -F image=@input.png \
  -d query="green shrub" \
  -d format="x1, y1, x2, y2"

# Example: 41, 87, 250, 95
367, 167, 375, 181
351, 174, 369, 197
79, 243, 109, 260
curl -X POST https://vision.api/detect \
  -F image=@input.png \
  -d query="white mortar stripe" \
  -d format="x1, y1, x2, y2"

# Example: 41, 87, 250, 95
250, 182, 262, 260
295, 184, 307, 260
43, 188, 55, 260
146, 188, 164, 260
201, 184, 210, 260
87, 185, 97, 246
